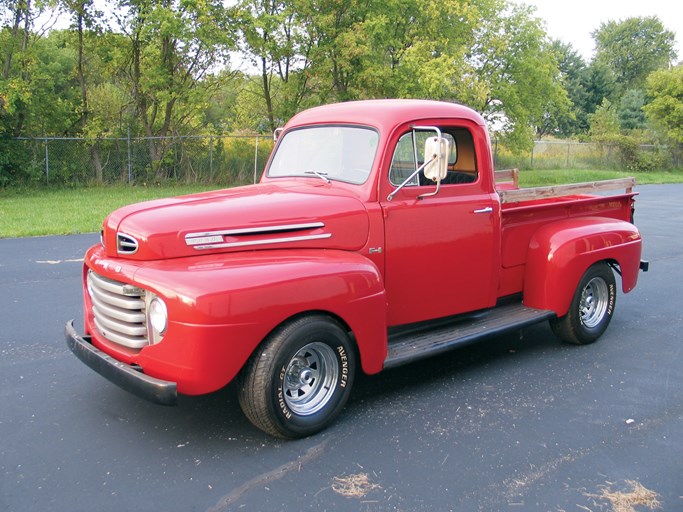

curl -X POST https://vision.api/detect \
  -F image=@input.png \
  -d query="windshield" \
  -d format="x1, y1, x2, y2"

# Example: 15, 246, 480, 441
267, 125, 379, 185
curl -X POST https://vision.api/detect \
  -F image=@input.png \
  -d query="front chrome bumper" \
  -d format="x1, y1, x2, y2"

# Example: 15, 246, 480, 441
65, 320, 177, 406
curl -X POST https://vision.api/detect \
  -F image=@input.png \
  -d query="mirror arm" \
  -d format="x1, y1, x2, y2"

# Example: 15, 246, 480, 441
411, 125, 446, 200
387, 155, 437, 202
413, 125, 442, 138
418, 177, 441, 200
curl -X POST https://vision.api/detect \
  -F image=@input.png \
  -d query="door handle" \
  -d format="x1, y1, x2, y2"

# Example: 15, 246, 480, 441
473, 206, 493, 214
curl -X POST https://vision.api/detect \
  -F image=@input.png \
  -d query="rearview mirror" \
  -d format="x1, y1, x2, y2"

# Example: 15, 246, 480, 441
423, 136, 449, 182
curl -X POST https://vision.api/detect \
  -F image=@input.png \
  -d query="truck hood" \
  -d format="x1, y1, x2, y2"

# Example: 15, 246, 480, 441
101, 181, 370, 261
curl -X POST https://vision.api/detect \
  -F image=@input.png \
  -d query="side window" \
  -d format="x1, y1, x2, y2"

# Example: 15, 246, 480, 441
443, 128, 477, 185
389, 128, 477, 186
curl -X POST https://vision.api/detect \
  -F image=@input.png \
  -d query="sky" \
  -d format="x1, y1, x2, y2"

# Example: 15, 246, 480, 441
513, 0, 683, 62
30, 0, 683, 66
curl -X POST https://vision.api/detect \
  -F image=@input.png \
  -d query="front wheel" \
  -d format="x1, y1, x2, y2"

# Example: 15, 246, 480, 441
238, 315, 356, 438
550, 262, 617, 345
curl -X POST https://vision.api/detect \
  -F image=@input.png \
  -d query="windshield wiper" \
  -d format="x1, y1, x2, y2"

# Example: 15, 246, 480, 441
304, 170, 331, 183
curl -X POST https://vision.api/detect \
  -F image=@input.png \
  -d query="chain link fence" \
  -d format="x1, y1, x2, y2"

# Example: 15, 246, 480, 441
2, 136, 679, 187
494, 139, 679, 171
5, 134, 275, 187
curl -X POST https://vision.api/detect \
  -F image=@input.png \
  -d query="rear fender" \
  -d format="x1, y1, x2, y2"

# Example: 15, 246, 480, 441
523, 217, 642, 316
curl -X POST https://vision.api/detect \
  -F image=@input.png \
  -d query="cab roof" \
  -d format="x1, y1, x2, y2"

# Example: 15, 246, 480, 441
285, 99, 487, 132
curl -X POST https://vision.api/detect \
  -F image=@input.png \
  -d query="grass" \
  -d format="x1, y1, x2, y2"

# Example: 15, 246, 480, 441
1, 168, 682, 239
517, 168, 683, 187
0, 184, 223, 239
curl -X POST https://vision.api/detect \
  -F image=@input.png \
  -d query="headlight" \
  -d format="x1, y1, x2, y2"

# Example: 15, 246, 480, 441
148, 297, 168, 336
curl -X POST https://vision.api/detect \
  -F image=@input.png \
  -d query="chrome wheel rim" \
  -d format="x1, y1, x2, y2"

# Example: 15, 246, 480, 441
283, 342, 339, 416
579, 277, 609, 328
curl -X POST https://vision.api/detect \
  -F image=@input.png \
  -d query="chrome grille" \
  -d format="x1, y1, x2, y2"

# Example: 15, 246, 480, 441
87, 270, 149, 349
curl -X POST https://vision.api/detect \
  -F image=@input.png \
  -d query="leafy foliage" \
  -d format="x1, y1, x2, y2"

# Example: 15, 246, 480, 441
1, 1, 682, 186
593, 16, 677, 91
644, 66, 683, 144
588, 99, 620, 141
618, 89, 647, 131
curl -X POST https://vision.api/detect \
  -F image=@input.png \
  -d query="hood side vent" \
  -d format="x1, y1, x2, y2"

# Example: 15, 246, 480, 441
117, 233, 139, 255
185, 222, 330, 250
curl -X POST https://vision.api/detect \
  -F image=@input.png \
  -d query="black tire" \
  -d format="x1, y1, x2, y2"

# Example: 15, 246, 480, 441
550, 262, 616, 345
238, 315, 355, 438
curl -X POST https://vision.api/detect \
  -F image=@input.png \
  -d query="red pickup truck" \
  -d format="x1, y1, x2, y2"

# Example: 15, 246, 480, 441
66, 99, 648, 438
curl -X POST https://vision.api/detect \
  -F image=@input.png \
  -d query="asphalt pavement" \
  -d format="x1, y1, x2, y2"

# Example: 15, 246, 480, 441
1, 184, 681, 512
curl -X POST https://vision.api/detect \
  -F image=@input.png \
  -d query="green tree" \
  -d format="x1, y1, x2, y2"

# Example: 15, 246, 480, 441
73, 31, 135, 138
584, 61, 617, 117
233, 74, 281, 131
115, 0, 237, 176
466, 1, 570, 149
204, 70, 243, 134
28, 31, 82, 134
550, 40, 591, 136
0, 27, 82, 184
238, 0, 315, 130
0, 29, 82, 135
1, 0, 41, 137
373, 0, 477, 101
644, 65, 683, 144
588, 98, 620, 141
59, 0, 109, 179
301, 0, 371, 102
618, 88, 646, 131
306, 0, 569, 151
593, 16, 677, 92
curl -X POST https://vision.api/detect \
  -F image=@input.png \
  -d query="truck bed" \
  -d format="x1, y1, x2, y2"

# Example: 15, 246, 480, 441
494, 171, 638, 298
494, 169, 635, 201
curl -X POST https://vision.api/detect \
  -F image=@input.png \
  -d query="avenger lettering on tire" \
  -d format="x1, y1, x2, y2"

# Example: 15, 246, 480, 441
550, 262, 616, 345
238, 315, 355, 438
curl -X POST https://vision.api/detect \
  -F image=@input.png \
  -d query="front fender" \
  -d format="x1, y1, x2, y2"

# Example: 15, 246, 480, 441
133, 249, 388, 391
523, 217, 642, 316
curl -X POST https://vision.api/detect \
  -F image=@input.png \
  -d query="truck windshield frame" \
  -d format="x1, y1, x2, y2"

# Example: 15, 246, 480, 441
266, 124, 380, 185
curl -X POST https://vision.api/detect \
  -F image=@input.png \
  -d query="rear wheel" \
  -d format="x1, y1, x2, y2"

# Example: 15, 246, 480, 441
238, 315, 355, 438
550, 262, 616, 345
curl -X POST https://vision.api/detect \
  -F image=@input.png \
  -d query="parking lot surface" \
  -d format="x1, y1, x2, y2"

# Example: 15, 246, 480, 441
1, 184, 681, 511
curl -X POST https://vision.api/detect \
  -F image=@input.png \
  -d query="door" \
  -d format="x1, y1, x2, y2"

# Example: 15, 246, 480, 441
380, 124, 499, 326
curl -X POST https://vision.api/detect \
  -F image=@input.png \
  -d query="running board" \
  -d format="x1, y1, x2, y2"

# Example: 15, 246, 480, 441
384, 302, 555, 369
